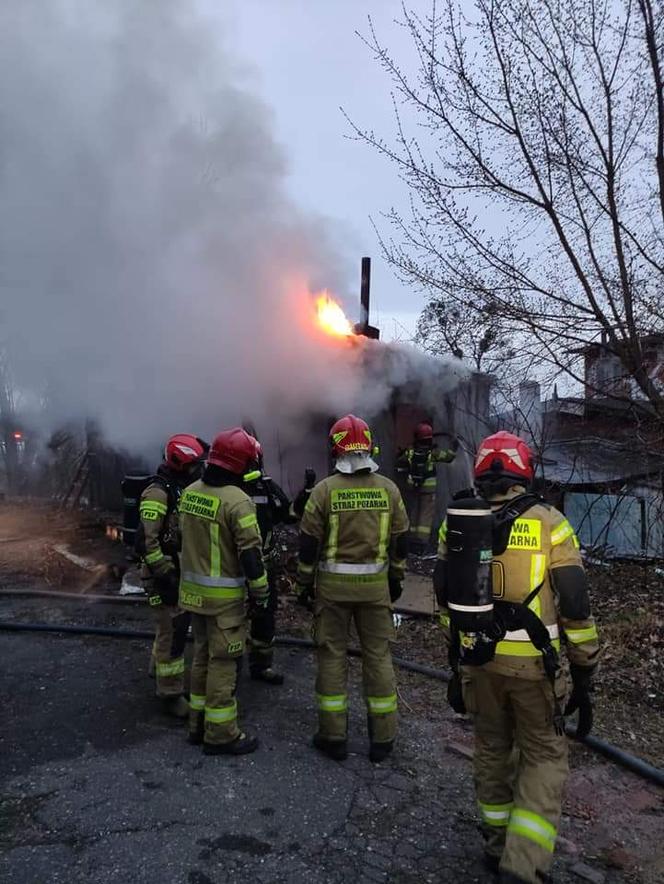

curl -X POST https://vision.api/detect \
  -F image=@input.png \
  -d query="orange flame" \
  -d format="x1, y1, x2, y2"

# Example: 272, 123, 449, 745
315, 292, 353, 337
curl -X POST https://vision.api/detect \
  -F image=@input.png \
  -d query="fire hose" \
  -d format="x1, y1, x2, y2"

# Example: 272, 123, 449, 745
0, 614, 663, 788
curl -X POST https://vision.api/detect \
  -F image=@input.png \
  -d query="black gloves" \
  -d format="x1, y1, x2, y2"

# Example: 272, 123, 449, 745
564, 665, 594, 739
389, 576, 403, 604
153, 571, 179, 606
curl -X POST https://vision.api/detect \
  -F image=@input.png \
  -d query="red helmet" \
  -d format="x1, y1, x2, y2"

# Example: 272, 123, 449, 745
208, 427, 262, 475
415, 422, 434, 442
164, 434, 206, 471
329, 414, 372, 458
474, 431, 534, 484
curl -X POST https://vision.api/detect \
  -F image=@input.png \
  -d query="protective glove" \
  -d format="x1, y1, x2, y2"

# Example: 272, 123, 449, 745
564, 665, 594, 739
153, 570, 179, 607
389, 576, 403, 604
295, 582, 315, 612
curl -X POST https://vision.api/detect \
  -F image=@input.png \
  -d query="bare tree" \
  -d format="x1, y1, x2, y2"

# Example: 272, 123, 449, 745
351, 0, 664, 414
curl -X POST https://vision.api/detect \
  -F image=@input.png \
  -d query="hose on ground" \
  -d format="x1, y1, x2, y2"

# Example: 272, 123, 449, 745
1, 618, 662, 788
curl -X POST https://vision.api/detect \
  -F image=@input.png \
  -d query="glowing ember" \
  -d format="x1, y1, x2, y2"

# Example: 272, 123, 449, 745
315, 292, 353, 337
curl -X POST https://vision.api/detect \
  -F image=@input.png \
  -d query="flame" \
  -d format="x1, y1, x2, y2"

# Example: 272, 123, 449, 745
315, 292, 353, 337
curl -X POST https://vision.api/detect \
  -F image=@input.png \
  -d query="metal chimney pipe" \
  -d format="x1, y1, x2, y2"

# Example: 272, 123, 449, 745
360, 256, 371, 330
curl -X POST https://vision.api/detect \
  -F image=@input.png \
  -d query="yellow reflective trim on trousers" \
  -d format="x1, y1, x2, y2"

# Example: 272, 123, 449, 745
367, 694, 397, 714
209, 522, 221, 578
205, 700, 238, 724
248, 573, 268, 590
495, 638, 560, 657
326, 514, 339, 562
377, 511, 390, 563
189, 693, 206, 711
180, 580, 244, 600
412, 525, 431, 535
439, 520, 448, 542
156, 657, 185, 677
564, 625, 598, 644
238, 513, 258, 529
316, 693, 347, 713
551, 519, 575, 547
479, 801, 513, 827
144, 549, 165, 565
508, 808, 556, 853
140, 500, 167, 517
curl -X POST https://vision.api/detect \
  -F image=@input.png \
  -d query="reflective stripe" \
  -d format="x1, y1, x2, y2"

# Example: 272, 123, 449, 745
367, 694, 397, 714
144, 549, 165, 565
439, 521, 448, 542
495, 637, 561, 657
551, 519, 575, 547
564, 624, 598, 644
391, 557, 407, 571
248, 573, 268, 590
181, 570, 245, 588
530, 554, 546, 592
508, 808, 557, 853
205, 700, 237, 724
502, 625, 559, 642
239, 513, 259, 527
421, 477, 437, 489
377, 512, 390, 563
412, 525, 431, 535
209, 523, 221, 578
479, 801, 513, 827
298, 563, 315, 574
189, 693, 206, 711
318, 561, 388, 575
326, 514, 339, 562
180, 579, 244, 600
156, 657, 185, 677
250, 496, 268, 506
449, 602, 494, 613
140, 500, 167, 517
438, 611, 451, 628
316, 693, 347, 713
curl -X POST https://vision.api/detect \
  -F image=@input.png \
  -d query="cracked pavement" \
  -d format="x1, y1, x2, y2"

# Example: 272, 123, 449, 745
0, 597, 660, 883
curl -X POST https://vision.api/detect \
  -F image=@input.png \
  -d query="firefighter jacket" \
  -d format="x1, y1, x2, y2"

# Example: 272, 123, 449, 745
437, 490, 600, 679
297, 471, 409, 603
246, 475, 293, 558
177, 480, 268, 616
139, 479, 180, 583
396, 444, 456, 492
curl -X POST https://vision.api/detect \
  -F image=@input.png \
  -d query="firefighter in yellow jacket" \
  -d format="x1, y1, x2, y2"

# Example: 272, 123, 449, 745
296, 414, 409, 763
139, 434, 207, 718
178, 427, 269, 756
434, 431, 600, 884
396, 422, 458, 551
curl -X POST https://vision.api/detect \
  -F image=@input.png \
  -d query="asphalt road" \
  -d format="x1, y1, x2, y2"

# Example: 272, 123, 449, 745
0, 596, 657, 884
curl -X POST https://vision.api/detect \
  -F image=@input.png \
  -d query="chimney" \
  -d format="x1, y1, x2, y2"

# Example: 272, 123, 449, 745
354, 256, 380, 340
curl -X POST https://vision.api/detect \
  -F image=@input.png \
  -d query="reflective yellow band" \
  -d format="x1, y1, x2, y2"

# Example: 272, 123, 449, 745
495, 638, 560, 657
479, 801, 513, 827
156, 657, 185, 677
412, 525, 431, 535
298, 563, 315, 574
205, 700, 237, 724
316, 693, 347, 713
144, 549, 165, 565
508, 808, 557, 853
530, 554, 546, 594
551, 519, 575, 547
439, 521, 448, 542
140, 500, 167, 517
180, 580, 244, 600
564, 625, 598, 644
248, 574, 268, 590
209, 522, 221, 578
239, 513, 258, 529
318, 571, 387, 585
326, 513, 339, 562
189, 693, 206, 711
367, 694, 397, 714
438, 612, 451, 628
377, 511, 390, 563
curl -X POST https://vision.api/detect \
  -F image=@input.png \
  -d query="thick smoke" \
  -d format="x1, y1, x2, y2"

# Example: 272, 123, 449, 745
0, 0, 465, 462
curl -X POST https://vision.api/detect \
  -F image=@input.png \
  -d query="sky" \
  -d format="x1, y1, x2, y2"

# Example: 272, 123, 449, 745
222, 0, 426, 339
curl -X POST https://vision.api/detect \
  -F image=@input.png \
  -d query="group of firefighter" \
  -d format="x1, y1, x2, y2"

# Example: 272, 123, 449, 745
137, 415, 599, 884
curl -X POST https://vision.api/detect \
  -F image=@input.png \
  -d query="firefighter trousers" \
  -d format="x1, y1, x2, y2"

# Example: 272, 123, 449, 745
249, 567, 277, 673
151, 605, 189, 698
314, 598, 397, 744
462, 668, 568, 884
189, 608, 246, 745
406, 489, 436, 549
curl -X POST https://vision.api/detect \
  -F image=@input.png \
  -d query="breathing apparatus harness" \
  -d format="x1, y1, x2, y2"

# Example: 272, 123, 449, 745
446, 492, 565, 735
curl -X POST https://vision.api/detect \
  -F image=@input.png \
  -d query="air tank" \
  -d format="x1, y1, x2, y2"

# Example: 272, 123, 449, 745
445, 496, 494, 632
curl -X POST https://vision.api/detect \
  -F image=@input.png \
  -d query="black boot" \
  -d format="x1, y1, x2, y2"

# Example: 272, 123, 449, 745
499, 872, 531, 884
312, 734, 348, 761
369, 741, 394, 763
250, 666, 284, 686
203, 733, 259, 756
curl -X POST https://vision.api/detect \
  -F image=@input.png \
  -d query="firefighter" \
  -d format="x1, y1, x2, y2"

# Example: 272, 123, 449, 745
178, 427, 269, 755
296, 414, 409, 763
138, 434, 207, 718
396, 422, 458, 552
434, 431, 601, 884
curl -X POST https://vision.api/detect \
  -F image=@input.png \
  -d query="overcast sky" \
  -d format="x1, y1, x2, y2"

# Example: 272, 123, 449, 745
222, 0, 426, 340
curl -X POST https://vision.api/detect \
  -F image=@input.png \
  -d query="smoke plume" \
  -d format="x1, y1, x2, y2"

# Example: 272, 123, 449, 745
0, 0, 465, 462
